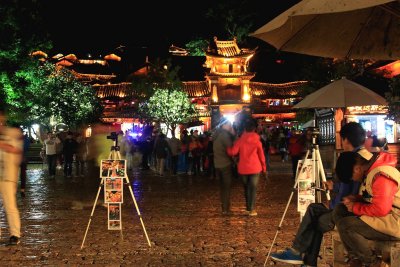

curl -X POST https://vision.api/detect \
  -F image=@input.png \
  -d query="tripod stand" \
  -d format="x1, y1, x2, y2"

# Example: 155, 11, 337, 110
81, 139, 151, 249
263, 128, 330, 266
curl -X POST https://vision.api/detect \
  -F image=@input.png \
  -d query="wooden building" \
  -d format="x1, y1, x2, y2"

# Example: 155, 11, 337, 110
38, 37, 307, 132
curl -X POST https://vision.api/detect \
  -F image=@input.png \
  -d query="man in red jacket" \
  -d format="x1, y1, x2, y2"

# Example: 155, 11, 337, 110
333, 150, 400, 267
227, 119, 266, 216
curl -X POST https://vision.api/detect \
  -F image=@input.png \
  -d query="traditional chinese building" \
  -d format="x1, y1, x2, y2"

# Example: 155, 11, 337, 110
180, 37, 306, 130
35, 37, 307, 132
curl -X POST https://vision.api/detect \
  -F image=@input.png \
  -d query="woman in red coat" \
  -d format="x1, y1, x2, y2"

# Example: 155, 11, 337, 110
227, 119, 266, 216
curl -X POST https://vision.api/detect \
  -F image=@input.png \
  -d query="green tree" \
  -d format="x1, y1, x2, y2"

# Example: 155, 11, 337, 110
26, 62, 103, 129
0, 0, 52, 127
139, 89, 198, 137
129, 58, 181, 99
185, 38, 209, 56
205, 0, 255, 43
129, 58, 183, 121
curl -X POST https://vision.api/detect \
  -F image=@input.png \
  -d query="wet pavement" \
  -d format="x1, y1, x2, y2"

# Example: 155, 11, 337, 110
0, 156, 334, 266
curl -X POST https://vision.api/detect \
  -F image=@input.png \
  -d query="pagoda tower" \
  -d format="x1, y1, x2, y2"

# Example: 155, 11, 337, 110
204, 37, 256, 127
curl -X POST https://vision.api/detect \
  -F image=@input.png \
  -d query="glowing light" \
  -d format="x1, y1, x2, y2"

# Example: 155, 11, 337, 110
224, 114, 235, 123
85, 126, 92, 138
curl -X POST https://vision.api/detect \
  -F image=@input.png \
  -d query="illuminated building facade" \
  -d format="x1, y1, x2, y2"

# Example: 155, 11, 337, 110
182, 37, 306, 130
34, 37, 307, 133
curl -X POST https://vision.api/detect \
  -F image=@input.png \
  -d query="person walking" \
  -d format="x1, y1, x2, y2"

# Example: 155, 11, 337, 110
62, 131, 78, 178
74, 132, 86, 177
227, 119, 266, 216
212, 117, 235, 215
167, 134, 181, 175
288, 131, 306, 180
153, 133, 171, 176
43, 132, 61, 178
0, 108, 23, 245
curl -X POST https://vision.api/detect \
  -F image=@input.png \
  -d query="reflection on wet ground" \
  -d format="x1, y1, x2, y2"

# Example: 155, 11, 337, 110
0, 158, 334, 266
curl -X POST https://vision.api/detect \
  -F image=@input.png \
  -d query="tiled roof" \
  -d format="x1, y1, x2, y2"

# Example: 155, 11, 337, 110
93, 82, 135, 98
206, 37, 255, 58
71, 70, 116, 83
250, 81, 307, 99
182, 81, 210, 97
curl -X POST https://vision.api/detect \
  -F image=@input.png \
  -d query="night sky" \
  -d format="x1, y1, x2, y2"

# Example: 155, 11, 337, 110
37, 0, 309, 82
40, 0, 300, 55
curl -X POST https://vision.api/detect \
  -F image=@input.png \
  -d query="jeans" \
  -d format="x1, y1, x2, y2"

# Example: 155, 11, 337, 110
63, 154, 73, 176
333, 204, 400, 264
170, 155, 179, 174
292, 203, 335, 266
156, 157, 166, 176
0, 181, 21, 237
241, 173, 260, 211
47, 154, 57, 176
216, 165, 233, 212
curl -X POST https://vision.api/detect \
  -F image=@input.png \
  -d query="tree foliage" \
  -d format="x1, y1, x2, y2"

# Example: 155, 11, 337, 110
139, 89, 198, 136
27, 62, 102, 128
205, 0, 255, 44
0, 0, 51, 126
129, 58, 181, 99
185, 38, 209, 56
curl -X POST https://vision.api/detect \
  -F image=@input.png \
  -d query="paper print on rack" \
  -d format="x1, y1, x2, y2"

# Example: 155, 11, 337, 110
298, 195, 315, 213
297, 159, 314, 182
297, 159, 315, 213
108, 203, 121, 221
298, 180, 314, 196
108, 220, 121, 230
100, 159, 126, 178
105, 177, 122, 190
105, 190, 123, 203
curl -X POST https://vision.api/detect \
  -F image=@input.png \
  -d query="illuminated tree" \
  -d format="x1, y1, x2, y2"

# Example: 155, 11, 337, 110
0, 0, 52, 127
139, 89, 198, 137
23, 62, 103, 129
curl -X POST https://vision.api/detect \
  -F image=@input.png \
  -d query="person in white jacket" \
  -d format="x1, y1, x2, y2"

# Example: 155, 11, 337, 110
0, 109, 23, 245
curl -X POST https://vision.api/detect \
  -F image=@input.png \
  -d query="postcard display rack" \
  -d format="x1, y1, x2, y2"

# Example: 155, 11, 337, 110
264, 128, 330, 266
81, 147, 151, 249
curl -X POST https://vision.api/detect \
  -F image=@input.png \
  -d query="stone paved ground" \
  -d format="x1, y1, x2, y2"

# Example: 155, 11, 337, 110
0, 156, 334, 266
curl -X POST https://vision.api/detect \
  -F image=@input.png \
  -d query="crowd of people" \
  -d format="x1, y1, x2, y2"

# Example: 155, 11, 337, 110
2, 107, 399, 267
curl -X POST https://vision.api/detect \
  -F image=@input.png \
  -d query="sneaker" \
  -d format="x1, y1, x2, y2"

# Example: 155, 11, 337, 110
271, 248, 303, 265
8, 236, 20, 246
248, 210, 258, 216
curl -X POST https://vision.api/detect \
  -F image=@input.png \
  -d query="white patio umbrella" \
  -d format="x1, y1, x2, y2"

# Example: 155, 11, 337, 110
250, 0, 400, 60
294, 77, 388, 108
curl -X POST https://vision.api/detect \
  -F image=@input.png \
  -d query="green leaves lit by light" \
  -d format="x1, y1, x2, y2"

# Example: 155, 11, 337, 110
139, 88, 198, 135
